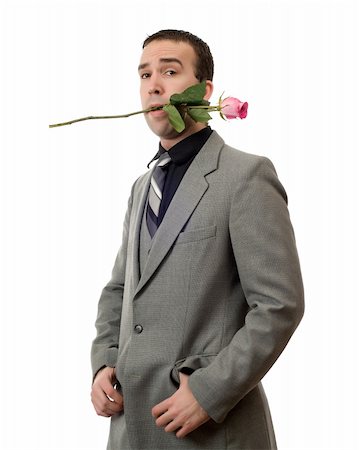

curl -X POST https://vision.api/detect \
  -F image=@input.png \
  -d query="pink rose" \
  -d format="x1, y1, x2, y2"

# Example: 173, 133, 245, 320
220, 97, 248, 120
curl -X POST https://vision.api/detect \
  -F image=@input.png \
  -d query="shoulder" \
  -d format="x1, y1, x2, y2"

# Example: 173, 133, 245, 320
217, 139, 277, 184
209, 132, 287, 202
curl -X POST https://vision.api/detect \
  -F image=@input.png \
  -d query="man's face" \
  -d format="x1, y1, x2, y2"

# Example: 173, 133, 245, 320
138, 39, 212, 146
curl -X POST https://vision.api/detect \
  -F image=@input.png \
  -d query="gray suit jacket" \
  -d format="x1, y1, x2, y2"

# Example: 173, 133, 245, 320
91, 131, 304, 449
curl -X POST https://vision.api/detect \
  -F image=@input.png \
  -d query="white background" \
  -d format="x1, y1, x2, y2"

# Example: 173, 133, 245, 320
1, 0, 358, 449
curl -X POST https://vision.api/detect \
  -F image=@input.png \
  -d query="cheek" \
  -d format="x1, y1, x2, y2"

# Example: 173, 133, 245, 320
170, 78, 198, 95
139, 85, 147, 105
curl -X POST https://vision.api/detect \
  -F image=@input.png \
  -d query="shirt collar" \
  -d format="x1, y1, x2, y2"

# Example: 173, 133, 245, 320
147, 126, 212, 168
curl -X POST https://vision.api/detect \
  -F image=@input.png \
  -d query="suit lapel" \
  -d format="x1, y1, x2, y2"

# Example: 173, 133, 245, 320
130, 171, 152, 291
134, 131, 224, 298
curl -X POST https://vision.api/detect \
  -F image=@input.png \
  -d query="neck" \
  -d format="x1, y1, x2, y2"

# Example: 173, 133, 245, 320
160, 123, 207, 150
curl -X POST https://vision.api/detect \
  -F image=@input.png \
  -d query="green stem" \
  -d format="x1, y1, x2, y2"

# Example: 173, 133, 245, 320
187, 105, 220, 111
48, 104, 220, 128
49, 106, 161, 128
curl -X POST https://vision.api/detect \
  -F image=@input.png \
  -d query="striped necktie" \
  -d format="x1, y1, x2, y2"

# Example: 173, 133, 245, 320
146, 152, 171, 238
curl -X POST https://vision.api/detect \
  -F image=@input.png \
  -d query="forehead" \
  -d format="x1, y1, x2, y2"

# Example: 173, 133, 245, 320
139, 39, 197, 67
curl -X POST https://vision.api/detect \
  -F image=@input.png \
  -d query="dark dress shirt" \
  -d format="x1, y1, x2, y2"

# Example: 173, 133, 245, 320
147, 126, 213, 226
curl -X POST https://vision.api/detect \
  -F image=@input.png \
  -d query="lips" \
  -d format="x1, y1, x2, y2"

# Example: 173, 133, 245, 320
147, 103, 165, 111
147, 103, 167, 117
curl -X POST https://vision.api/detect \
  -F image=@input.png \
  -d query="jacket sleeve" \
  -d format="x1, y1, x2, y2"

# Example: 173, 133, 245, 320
90, 186, 134, 380
188, 156, 305, 423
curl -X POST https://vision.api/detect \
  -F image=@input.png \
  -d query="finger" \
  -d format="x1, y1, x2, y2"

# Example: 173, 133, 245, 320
178, 372, 189, 384
100, 377, 117, 396
105, 401, 123, 415
104, 396, 123, 414
176, 420, 196, 439
152, 398, 171, 418
164, 417, 183, 433
91, 395, 112, 417
93, 374, 123, 406
105, 386, 123, 405
94, 406, 119, 417
155, 410, 174, 427
92, 383, 119, 406
92, 396, 123, 417
91, 387, 123, 416
176, 416, 208, 439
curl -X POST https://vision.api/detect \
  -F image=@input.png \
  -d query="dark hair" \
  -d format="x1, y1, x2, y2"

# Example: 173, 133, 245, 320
142, 29, 214, 82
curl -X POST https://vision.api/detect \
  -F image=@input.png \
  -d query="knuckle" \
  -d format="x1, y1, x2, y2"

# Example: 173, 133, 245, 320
108, 388, 116, 399
155, 418, 162, 427
98, 408, 108, 416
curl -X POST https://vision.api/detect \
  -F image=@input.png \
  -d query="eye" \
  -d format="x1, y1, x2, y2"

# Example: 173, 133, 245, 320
165, 70, 176, 76
140, 73, 150, 79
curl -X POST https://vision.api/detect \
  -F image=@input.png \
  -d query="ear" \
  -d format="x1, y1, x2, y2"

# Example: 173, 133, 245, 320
204, 80, 214, 101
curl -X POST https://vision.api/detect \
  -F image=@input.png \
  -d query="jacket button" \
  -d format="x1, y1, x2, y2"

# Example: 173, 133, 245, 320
134, 324, 143, 334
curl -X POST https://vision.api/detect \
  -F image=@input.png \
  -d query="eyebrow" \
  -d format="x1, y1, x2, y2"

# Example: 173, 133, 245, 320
138, 58, 184, 72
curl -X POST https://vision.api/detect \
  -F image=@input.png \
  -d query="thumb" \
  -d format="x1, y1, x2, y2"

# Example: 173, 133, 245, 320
109, 367, 116, 381
179, 372, 189, 384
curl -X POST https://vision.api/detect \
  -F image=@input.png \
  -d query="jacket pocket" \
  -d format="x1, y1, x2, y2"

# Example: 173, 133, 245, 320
170, 353, 218, 386
175, 225, 217, 245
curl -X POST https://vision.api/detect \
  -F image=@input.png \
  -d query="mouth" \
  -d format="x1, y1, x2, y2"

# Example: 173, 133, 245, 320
147, 103, 165, 111
147, 103, 167, 117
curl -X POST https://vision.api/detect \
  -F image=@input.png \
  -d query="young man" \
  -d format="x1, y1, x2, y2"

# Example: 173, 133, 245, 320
91, 30, 304, 450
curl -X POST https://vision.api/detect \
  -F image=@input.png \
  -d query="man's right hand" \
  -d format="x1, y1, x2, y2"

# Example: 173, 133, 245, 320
91, 367, 124, 417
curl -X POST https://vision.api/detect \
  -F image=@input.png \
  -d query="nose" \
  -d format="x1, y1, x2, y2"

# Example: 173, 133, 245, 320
148, 87, 161, 94
148, 73, 163, 95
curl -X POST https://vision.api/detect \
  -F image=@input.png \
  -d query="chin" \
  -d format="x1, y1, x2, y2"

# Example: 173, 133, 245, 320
147, 122, 177, 139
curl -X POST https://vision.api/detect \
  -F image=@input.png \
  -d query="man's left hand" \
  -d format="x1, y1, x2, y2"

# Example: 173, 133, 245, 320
152, 372, 210, 438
